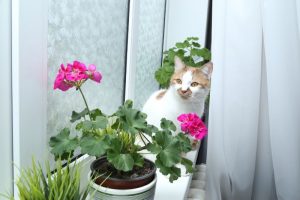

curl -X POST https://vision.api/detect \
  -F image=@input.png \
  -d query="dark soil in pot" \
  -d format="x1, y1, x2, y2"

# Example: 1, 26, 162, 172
90, 157, 156, 189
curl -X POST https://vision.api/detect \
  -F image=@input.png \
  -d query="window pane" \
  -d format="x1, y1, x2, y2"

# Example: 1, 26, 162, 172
133, 0, 166, 109
47, 0, 129, 146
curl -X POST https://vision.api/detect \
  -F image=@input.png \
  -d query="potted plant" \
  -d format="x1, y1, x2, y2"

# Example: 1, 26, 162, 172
48, 61, 207, 199
1, 158, 90, 200
155, 37, 211, 89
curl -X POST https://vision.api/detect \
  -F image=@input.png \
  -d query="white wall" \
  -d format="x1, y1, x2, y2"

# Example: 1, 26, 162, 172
0, 0, 13, 195
164, 0, 209, 49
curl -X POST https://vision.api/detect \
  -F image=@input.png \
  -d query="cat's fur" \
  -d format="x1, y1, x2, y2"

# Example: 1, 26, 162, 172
143, 56, 213, 132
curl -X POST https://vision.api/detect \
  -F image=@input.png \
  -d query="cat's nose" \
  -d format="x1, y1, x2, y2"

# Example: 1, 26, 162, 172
181, 89, 188, 94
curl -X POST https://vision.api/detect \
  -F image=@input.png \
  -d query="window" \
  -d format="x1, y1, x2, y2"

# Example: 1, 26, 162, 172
47, 1, 129, 161
5, 0, 209, 195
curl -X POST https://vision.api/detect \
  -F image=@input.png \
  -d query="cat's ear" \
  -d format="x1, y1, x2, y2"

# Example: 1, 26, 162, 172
174, 56, 185, 71
201, 62, 213, 79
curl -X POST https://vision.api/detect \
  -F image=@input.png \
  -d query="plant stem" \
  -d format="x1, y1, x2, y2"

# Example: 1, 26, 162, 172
139, 152, 154, 154
141, 133, 151, 144
138, 146, 148, 151
78, 87, 91, 120
139, 132, 147, 146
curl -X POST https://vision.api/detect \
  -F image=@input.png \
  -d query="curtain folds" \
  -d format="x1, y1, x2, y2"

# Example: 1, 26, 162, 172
206, 0, 300, 199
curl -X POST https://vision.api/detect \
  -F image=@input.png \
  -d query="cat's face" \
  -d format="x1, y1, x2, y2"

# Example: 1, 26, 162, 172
170, 56, 213, 100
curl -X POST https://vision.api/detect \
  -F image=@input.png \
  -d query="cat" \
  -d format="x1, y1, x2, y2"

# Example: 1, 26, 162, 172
143, 56, 213, 134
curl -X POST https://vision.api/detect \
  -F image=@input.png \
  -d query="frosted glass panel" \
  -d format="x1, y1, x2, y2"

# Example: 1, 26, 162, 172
133, 0, 166, 109
47, 0, 128, 138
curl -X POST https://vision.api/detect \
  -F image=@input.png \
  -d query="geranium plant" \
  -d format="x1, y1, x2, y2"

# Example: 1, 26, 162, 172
49, 61, 194, 183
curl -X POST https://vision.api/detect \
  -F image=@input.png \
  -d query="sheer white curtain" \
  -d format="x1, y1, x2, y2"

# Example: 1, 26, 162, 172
206, 0, 300, 199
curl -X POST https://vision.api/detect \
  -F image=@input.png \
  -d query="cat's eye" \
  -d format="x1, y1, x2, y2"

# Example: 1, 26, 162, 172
191, 82, 199, 87
175, 79, 182, 84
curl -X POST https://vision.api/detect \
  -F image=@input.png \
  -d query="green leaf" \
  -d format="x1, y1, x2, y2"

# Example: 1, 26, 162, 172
155, 130, 172, 147
154, 131, 182, 167
191, 48, 198, 56
75, 121, 83, 130
90, 108, 104, 120
195, 48, 211, 60
176, 49, 185, 57
160, 118, 176, 131
157, 142, 181, 167
175, 42, 185, 48
107, 116, 118, 127
176, 133, 192, 153
79, 136, 108, 157
107, 153, 134, 172
155, 159, 181, 183
109, 137, 123, 153
167, 50, 176, 62
132, 153, 144, 167
192, 42, 201, 47
169, 166, 181, 182
49, 128, 78, 158
70, 109, 88, 123
181, 157, 194, 174
141, 124, 158, 136
80, 116, 108, 131
124, 99, 133, 108
187, 37, 199, 41
184, 40, 189, 47
81, 120, 93, 130
146, 143, 162, 154
155, 159, 169, 175
155, 64, 174, 88
114, 101, 148, 135
94, 116, 108, 129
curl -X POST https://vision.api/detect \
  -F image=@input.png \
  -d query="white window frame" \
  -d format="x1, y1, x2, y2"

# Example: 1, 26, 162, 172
124, 0, 140, 100
0, 0, 13, 195
12, 0, 48, 197
9, 0, 209, 198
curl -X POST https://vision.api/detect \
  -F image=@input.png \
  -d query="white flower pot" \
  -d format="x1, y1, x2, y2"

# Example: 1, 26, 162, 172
88, 172, 157, 200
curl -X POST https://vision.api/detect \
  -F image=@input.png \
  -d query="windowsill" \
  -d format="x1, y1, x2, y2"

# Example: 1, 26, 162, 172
77, 143, 200, 200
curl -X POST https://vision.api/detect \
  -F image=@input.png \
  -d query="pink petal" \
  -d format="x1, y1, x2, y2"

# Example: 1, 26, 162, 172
58, 81, 72, 91
73, 60, 87, 71
73, 60, 80, 67
88, 64, 96, 72
66, 63, 73, 72
65, 73, 76, 82
91, 71, 102, 83
53, 73, 64, 89
177, 114, 188, 122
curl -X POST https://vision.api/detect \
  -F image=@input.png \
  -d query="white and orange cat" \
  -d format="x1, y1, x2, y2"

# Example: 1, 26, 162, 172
143, 56, 213, 132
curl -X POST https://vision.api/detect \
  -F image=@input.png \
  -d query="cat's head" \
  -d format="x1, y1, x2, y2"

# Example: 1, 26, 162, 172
170, 56, 213, 100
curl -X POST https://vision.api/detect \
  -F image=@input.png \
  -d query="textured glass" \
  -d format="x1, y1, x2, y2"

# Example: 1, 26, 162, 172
133, 0, 166, 109
47, 0, 128, 139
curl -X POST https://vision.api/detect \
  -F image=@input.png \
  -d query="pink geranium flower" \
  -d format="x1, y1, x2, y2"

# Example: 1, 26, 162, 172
88, 64, 102, 83
177, 113, 207, 140
53, 61, 102, 91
